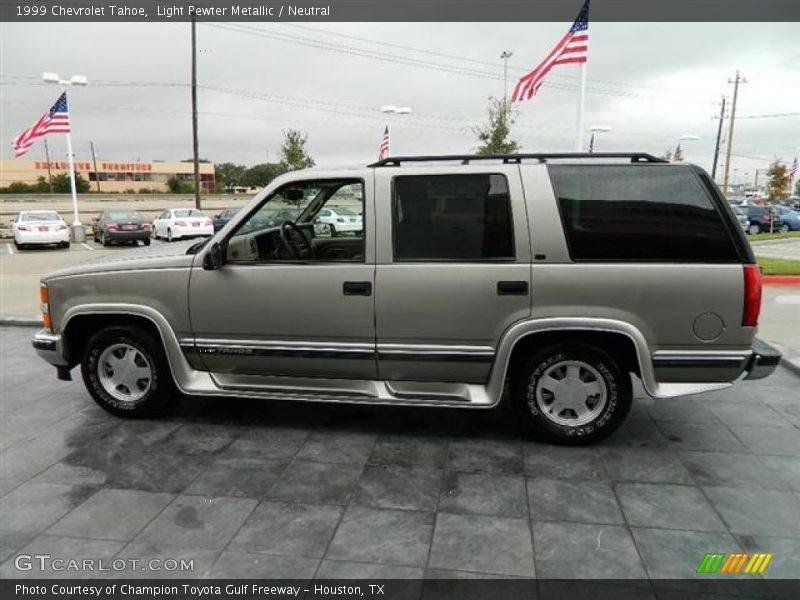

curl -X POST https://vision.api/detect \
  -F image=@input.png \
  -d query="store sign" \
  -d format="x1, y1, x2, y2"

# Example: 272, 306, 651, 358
33, 161, 154, 172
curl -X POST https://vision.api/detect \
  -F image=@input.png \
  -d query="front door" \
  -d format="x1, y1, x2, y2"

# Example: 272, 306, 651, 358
188, 176, 376, 380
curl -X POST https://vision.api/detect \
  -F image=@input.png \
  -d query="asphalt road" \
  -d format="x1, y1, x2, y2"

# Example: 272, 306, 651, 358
752, 237, 800, 261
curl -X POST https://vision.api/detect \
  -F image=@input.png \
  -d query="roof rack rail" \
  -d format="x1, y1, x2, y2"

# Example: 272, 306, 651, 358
368, 153, 667, 167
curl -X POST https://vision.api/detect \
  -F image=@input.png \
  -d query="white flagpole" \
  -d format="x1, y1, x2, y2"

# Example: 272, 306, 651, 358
64, 122, 81, 227
575, 61, 587, 151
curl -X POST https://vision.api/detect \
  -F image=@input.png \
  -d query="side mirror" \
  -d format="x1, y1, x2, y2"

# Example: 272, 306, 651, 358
203, 242, 224, 270
313, 222, 333, 238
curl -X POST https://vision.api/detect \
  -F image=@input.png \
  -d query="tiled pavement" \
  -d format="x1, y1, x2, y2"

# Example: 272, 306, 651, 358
1, 325, 800, 595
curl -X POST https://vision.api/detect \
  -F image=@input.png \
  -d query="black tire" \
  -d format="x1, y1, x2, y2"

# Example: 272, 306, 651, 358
101, 231, 110, 247
167, 229, 173, 242
512, 344, 632, 445
13, 240, 21, 250
143, 238, 151, 246
81, 325, 176, 418
60, 241, 69, 249
778, 223, 790, 234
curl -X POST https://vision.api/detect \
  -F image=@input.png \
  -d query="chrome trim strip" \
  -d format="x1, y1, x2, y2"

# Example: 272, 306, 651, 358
653, 351, 750, 369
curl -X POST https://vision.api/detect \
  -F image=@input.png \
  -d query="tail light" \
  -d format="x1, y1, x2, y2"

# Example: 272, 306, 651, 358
40, 283, 52, 331
761, 213, 770, 221
175, 220, 187, 226
140, 223, 151, 230
18, 225, 30, 231
58, 223, 68, 230
742, 264, 762, 327
107, 222, 120, 231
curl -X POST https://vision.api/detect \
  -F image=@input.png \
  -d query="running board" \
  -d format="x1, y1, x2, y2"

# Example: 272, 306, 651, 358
208, 373, 493, 407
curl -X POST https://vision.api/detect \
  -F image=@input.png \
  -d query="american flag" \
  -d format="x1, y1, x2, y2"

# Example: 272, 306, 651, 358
512, 0, 591, 102
12, 92, 71, 158
790, 157, 798, 182
377, 125, 390, 160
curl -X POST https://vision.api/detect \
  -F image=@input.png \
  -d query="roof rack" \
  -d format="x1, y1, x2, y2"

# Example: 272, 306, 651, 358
368, 153, 667, 167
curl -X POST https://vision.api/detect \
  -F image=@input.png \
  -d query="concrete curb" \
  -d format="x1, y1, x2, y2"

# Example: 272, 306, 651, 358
763, 276, 800, 285
0, 317, 41, 328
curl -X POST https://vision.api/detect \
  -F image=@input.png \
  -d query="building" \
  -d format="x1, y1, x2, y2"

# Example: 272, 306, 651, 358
0, 159, 216, 193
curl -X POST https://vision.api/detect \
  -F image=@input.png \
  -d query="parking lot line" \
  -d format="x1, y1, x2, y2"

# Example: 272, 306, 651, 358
5, 243, 14, 255
81, 242, 94, 251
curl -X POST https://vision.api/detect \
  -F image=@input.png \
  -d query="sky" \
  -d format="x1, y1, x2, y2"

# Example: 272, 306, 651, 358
1, 21, 798, 187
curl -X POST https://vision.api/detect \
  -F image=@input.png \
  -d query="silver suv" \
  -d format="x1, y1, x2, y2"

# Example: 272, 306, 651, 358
32, 153, 781, 444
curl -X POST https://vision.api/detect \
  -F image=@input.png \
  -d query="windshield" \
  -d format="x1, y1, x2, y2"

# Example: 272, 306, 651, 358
174, 209, 204, 218
108, 211, 143, 221
22, 212, 60, 222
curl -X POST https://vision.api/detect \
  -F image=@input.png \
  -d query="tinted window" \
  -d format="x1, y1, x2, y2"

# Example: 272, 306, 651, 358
393, 174, 514, 261
108, 211, 143, 221
22, 212, 61, 222
548, 165, 739, 262
174, 209, 203, 218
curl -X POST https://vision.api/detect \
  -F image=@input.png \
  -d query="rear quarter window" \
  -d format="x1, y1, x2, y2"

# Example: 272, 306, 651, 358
547, 165, 741, 262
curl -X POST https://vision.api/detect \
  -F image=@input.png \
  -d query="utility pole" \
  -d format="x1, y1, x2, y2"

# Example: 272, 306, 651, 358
722, 71, 747, 195
43, 138, 53, 193
191, 14, 202, 210
89, 141, 101, 192
500, 51, 513, 103
711, 96, 726, 181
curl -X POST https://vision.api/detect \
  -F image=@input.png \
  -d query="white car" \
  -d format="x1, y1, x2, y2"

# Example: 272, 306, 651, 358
152, 208, 214, 242
12, 210, 70, 249
315, 207, 363, 235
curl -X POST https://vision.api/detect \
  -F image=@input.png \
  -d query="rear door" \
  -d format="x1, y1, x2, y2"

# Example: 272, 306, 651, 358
374, 165, 531, 383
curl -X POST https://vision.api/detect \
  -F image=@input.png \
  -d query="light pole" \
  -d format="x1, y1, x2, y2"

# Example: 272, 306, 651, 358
380, 105, 412, 156
500, 51, 513, 103
588, 125, 611, 152
43, 71, 87, 242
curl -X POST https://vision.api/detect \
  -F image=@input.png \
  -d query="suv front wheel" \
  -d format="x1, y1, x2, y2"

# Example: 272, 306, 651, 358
513, 344, 632, 445
81, 325, 176, 417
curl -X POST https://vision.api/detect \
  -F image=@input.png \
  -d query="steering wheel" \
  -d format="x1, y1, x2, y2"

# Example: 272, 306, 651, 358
279, 220, 312, 259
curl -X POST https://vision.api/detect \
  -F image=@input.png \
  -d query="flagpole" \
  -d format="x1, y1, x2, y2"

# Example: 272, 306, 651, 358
64, 124, 81, 228
575, 61, 587, 151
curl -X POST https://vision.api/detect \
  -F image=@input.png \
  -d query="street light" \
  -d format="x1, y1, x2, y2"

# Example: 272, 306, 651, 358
381, 105, 413, 156
588, 125, 611, 152
43, 71, 88, 242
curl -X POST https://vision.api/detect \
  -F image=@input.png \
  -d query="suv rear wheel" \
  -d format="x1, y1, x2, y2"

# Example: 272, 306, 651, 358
513, 344, 632, 445
81, 325, 176, 417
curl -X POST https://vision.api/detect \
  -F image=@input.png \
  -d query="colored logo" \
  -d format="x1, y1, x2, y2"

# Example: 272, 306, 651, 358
696, 552, 773, 574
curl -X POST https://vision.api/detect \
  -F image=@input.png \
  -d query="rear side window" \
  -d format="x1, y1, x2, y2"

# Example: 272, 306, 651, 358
548, 165, 740, 262
392, 174, 514, 261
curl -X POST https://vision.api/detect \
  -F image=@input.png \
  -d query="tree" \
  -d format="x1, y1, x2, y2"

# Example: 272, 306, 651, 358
473, 97, 519, 155
279, 129, 315, 171
50, 173, 90, 193
166, 176, 193, 194
672, 146, 683, 162
215, 162, 247, 192
766, 160, 789, 201
794, 178, 800, 197
241, 163, 286, 188
661, 150, 673, 161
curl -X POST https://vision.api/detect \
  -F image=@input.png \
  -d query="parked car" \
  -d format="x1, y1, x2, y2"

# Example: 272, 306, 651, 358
775, 205, 800, 231
732, 207, 749, 233
152, 208, 213, 242
212, 208, 240, 232
32, 153, 780, 445
744, 205, 789, 234
315, 207, 363, 236
12, 210, 70, 249
93, 210, 152, 246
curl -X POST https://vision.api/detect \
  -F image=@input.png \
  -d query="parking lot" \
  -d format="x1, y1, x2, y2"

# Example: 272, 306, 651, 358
1, 324, 799, 594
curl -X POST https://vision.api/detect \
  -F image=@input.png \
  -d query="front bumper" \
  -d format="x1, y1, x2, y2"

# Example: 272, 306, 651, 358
744, 338, 782, 380
32, 329, 69, 367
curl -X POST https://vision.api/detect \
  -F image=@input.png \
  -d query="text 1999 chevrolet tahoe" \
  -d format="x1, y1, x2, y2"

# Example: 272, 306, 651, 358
32, 153, 781, 444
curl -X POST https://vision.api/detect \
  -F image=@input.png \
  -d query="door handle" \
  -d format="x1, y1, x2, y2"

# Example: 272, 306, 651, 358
497, 281, 528, 296
343, 281, 372, 296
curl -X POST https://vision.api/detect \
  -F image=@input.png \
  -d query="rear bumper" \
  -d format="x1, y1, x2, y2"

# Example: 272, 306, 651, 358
105, 230, 151, 241
744, 338, 782, 380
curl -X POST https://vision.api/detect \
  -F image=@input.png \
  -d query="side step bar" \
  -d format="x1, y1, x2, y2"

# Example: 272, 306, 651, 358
209, 373, 492, 407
